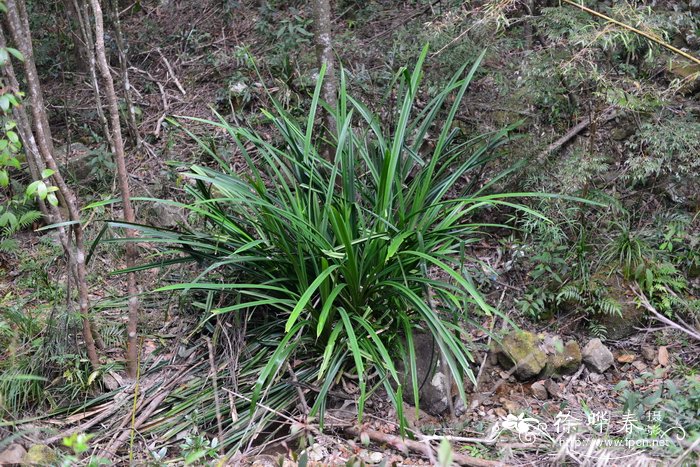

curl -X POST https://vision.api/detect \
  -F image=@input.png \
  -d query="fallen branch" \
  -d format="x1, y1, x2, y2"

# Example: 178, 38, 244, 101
536, 107, 619, 163
158, 48, 186, 96
631, 286, 700, 342
345, 427, 508, 467
102, 389, 171, 459
43, 392, 132, 444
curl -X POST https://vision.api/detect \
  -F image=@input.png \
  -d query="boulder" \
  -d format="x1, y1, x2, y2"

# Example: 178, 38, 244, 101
582, 338, 614, 373
496, 331, 547, 381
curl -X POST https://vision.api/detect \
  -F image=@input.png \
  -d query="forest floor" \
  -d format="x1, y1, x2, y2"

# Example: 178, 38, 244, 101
1, 0, 699, 465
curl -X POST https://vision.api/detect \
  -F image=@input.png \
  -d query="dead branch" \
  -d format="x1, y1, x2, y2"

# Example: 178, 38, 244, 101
536, 107, 619, 163
345, 427, 508, 467
157, 48, 186, 96
631, 286, 700, 342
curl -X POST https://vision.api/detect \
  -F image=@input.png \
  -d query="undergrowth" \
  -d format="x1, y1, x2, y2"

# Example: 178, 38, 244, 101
106, 47, 541, 451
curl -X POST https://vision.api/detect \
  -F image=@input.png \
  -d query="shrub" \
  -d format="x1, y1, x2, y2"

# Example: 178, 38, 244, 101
122, 47, 534, 434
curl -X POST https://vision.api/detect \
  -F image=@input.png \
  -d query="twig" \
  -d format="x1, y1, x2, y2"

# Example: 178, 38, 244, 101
536, 107, 619, 163
287, 363, 309, 416
631, 286, 700, 342
43, 392, 132, 444
157, 48, 186, 96
345, 427, 507, 467
206, 337, 224, 450
102, 389, 171, 459
565, 364, 585, 390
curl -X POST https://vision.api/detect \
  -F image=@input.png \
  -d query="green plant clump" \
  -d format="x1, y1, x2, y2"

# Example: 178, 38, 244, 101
121, 47, 534, 436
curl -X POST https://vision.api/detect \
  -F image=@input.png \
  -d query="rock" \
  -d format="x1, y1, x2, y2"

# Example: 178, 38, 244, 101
544, 379, 562, 399
658, 346, 670, 367
641, 346, 655, 362
544, 338, 582, 377
494, 407, 507, 418
57, 143, 100, 186
585, 277, 644, 340
531, 381, 548, 400
502, 399, 521, 414
496, 331, 547, 381
145, 203, 187, 228
361, 450, 384, 464
396, 333, 451, 415
617, 354, 635, 363
589, 372, 604, 384
582, 338, 614, 373
632, 361, 647, 372
22, 445, 57, 466
0, 444, 26, 465
667, 62, 700, 94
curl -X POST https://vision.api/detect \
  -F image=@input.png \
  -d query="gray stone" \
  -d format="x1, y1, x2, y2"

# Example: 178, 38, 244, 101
582, 339, 614, 373
589, 372, 604, 384
496, 331, 547, 381
641, 345, 655, 362
544, 379, 562, 399
531, 381, 548, 400
396, 333, 451, 415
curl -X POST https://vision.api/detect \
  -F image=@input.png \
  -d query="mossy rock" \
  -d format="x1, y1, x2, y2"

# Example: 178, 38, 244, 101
496, 331, 547, 381
544, 338, 582, 377
22, 444, 57, 466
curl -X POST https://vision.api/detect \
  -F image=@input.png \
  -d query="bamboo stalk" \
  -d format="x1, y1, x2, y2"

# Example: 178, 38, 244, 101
561, 0, 700, 66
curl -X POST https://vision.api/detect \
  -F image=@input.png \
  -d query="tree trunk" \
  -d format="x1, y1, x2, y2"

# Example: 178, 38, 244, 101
312, 0, 337, 142
71, 0, 114, 152
89, 0, 141, 380
2, 3, 100, 367
108, 0, 141, 149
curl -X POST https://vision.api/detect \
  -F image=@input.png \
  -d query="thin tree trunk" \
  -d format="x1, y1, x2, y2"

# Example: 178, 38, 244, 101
312, 0, 337, 143
11, 0, 54, 157
89, 0, 140, 380
108, 0, 141, 149
2, 5, 100, 367
73, 0, 114, 152
62, 0, 89, 73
